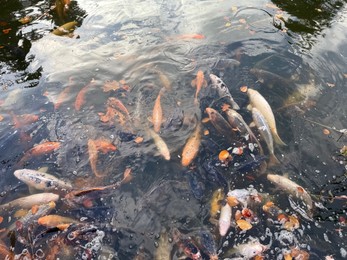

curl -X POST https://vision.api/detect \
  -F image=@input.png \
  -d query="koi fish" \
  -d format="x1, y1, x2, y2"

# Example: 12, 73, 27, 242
148, 129, 170, 160
219, 203, 232, 236
205, 107, 238, 143
251, 107, 280, 166
54, 78, 73, 110
174, 34, 205, 40
14, 169, 72, 191
267, 174, 313, 212
52, 21, 77, 36
75, 79, 95, 111
227, 188, 261, 208
224, 238, 267, 259
64, 181, 122, 208
12, 113, 39, 129
191, 70, 207, 104
247, 88, 286, 146
209, 74, 240, 110
210, 188, 224, 219
224, 108, 263, 154
0, 242, 12, 260
38, 214, 78, 228
107, 97, 130, 117
87, 138, 116, 178
88, 139, 103, 178
154, 230, 172, 260
93, 139, 117, 153
181, 121, 201, 167
17, 141, 61, 166
172, 228, 202, 260
152, 89, 164, 133
0, 193, 59, 210
197, 231, 218, 260
155, 69, 172, 91
8, 201, 56, 233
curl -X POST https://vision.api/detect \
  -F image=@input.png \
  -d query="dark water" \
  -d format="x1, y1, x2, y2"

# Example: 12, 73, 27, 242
0, 0, 346, 259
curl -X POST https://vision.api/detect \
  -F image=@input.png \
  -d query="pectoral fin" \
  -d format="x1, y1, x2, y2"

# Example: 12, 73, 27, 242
191, 79, 197, 87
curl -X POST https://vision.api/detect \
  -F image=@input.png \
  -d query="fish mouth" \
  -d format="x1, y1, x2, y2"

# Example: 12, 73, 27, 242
13, 169, 23, 179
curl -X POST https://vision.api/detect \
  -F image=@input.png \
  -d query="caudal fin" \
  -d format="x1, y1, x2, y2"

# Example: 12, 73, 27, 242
273, 131, 287, 146
268, 153, 280, 167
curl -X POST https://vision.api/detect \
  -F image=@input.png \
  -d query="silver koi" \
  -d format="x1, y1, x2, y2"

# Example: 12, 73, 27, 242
251, 107, 280, 166
209, 74, 240, 110
14, 169, 73, 192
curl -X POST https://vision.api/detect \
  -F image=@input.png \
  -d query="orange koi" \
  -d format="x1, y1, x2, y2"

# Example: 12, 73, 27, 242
98, 106, 116, 123
107, 97, 130, 117
12, 113, 39, 129
152, 89, 164, 133
38, 214, 77, 228
87, 139, 103, 178
64, 181, 122, 207
18, 141, 60, 166
155, 69, 172, 91
191, 70, 207, 104
54, 78, 73, 110
175, 34, 205, 40
93, 139, 117, 154
181, 122, 201, 167
122, 168, 133, 184
0, 242, 12, 260
87, 139, 116, 177
75, 79, 95, 111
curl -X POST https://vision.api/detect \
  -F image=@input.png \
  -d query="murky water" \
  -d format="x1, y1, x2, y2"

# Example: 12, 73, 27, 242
0, 0, 346, 259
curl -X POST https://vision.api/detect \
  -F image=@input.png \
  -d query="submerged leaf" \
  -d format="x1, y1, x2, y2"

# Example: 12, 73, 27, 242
236, 219, 252, 231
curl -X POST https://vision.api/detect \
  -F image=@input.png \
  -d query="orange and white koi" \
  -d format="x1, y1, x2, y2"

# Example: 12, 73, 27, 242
181, 121, 201, 167
14, 169, 72, 191
0, 193, 59, 209
267, 174, 313, 212
224, 239, 267, 259
191, 70, 207, 104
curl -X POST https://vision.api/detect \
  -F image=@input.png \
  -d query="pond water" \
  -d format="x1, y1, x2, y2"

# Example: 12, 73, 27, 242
0, 0, 346, 259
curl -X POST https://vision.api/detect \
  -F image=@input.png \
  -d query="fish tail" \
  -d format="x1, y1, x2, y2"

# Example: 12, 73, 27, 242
273, 131, 287, 146
268, 153, 280, 167
231, 101, 240, 110
194, 97, 199, 105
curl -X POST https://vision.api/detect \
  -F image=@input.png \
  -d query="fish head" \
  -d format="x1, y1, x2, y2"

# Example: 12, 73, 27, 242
241, 242, 267, 258
266, 173, 278, 183
205, 107, 217, 120
14, 169, 24, 180
184, 242, 202, 260
209, 74, 224, 87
